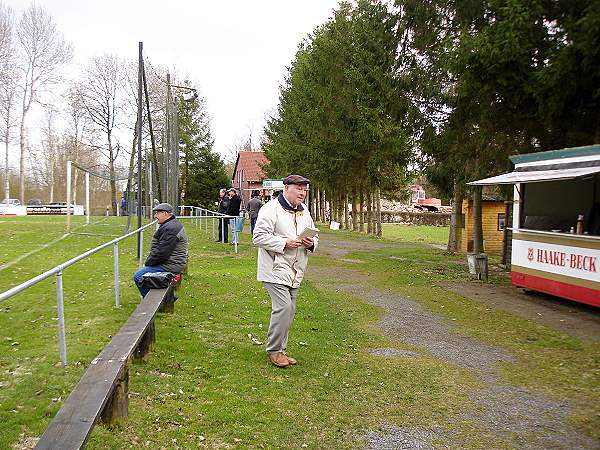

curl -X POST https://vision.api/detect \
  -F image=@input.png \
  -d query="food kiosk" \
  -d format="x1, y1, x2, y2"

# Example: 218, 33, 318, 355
470, 144, 600, 307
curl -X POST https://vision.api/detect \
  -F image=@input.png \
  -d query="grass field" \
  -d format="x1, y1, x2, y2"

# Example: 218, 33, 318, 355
381, 223, 449, 246
0, 217, 598, 448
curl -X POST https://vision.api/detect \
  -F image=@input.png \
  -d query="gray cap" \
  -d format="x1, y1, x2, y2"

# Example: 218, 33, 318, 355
283, 174, 310, 185
152, 202, 173, 213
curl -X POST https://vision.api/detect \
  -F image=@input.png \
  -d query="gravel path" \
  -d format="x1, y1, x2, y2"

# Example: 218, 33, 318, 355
307, 235, 599, 449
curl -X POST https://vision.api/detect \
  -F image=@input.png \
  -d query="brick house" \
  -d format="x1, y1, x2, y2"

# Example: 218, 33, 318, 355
232, 151, 269, 207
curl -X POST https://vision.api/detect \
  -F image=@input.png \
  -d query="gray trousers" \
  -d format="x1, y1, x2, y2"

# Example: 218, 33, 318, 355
264, 282, 298, 354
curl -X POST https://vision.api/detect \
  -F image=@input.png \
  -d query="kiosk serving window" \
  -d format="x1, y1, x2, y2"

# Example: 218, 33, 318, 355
520, 177, 599, 234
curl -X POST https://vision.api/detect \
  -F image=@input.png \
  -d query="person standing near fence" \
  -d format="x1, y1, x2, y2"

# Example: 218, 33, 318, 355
217, 188, 230, 243
226, 188, 242, 245
133, 203, 188, 297
252, 175, 318, 368
247, 190, 263, 234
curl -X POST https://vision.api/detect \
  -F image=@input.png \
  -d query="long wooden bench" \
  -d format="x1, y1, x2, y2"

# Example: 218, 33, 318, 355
35, 282, 178, 450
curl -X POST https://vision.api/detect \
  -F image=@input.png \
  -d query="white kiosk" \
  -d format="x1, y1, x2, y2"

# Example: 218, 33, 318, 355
470, 144, 600, 307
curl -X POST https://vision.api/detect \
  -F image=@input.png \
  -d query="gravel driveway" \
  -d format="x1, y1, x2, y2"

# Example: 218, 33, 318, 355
307, 234, 600, 449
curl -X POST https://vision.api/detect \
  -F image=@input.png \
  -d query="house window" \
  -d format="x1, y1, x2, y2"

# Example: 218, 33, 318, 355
498, 213, 506, 231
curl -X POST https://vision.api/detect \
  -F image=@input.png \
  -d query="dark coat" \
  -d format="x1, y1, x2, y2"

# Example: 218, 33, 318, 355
218, 195, 230, 214
227, 194, 241, 216
145, 216, 188, 273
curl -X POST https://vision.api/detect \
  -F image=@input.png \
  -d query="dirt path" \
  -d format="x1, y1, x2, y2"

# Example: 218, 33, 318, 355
307, 234, 599, 449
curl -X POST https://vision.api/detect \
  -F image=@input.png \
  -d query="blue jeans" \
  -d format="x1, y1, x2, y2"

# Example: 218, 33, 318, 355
133, 265, 166, 297
230, 218, 238, 244
250, 217, 257, 234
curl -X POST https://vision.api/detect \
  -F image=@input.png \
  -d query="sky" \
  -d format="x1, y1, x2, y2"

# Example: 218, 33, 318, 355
5, 0, 340, 161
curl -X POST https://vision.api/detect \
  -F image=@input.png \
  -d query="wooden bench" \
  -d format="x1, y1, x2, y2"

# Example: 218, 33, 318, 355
35, 282, 178, 450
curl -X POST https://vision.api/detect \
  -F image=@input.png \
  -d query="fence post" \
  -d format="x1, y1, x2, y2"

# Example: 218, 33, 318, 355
113, 242, 120, 308
138, 229, 144, 269
56, 271, 67, 367
234, 217, 238, 254
221, 217, 225, 243
212, 213, 215, 240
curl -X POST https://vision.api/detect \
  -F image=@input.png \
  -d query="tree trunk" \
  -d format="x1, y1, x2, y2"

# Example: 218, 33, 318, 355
343, 192, 349, 230
352, 189, 359, 231
338, 191, 344, 229
330, 192, 337, 224
321, 189, 326, 223
19, 120, 26, 204
359, 189, 365, 233
375, 187, 382, 237
447, 181, 464, 253
49, 164, 54, 203
367, 191, 373, 234
4, 136, 9, 201
472, 186, 484, 253
108, 133, 117, 216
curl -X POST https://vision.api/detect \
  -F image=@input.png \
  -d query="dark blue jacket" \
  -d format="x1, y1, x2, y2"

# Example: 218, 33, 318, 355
145, 216, 188, 273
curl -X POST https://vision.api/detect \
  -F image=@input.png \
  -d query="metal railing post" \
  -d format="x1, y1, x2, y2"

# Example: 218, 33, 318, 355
221, 217, 225, 243
113, 242, 120, 307
138, 229, 144, 269
56, 271, 67, 367
234, 217, 238, 253
212, 213, 215, 240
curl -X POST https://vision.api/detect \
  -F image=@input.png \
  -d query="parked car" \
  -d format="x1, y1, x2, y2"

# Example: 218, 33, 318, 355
0, 198, 21, 206
27, 198, 42, 205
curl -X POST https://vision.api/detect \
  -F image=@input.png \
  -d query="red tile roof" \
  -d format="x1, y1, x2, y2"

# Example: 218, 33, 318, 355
234, 151, 269, 182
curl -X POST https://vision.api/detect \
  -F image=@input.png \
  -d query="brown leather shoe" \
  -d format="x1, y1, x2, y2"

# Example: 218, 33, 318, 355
268, 352, 289, 368
283, 352, 297, 365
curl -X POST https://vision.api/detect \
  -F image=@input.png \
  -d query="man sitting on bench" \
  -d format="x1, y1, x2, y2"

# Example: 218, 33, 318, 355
133, 202, 188, 297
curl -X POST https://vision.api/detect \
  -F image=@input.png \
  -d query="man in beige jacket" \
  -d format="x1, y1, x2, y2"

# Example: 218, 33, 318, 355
252, 174, 318, 367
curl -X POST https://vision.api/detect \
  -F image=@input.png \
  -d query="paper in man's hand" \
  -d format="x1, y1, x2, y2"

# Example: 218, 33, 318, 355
297, 226, 319, 240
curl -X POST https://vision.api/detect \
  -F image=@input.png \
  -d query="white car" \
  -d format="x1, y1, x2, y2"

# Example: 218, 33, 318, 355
0, 198, 21, 206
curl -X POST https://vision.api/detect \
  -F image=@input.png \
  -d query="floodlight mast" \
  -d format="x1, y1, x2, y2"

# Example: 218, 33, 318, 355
137, 42, 143, 265
164, 81, 197, 209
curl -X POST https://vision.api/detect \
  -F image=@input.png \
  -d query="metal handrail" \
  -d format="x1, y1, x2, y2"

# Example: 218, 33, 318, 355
0, 221, 156, 303
0, 220, 157, 367
178, 205, 243, 252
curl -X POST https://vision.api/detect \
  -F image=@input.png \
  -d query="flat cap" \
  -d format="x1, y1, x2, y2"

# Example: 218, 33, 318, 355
152, 202, 174, 213
283, 174, 310, 185
228, 187, 237, 193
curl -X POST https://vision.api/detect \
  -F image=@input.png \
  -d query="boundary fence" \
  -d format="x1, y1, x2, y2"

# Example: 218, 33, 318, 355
0, 207, 245, 367
0, 221, 156, 367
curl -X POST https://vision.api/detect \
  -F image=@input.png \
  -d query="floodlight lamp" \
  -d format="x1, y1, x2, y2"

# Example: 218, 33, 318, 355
182, 90, 198, 102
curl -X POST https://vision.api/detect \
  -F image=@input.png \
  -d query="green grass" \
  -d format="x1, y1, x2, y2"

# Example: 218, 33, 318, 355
321, 236, 600, 440
1, 217, 598, 448
381, 223, 449, 246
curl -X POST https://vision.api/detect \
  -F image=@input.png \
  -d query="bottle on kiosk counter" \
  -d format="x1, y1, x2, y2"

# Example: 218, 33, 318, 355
576, 214, 584, 235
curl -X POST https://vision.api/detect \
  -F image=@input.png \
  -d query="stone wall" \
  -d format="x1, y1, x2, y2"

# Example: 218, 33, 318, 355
381, 210, 451, 226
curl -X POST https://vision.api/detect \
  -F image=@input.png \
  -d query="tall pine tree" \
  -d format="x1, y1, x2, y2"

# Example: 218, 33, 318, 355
178, 91, 229, 209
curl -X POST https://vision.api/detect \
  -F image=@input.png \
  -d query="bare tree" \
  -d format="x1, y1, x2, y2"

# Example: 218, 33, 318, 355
64, 82, 92, 204
31, 107, 60, 202
80, 54, 122, 215
0, 1, 18, 201
16, 3, 72, 203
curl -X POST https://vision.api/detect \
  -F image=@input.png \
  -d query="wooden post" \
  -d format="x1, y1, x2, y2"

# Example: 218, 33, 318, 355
134, 320, 156, 361
101, 366, 129, 424
159, 288, 176, 313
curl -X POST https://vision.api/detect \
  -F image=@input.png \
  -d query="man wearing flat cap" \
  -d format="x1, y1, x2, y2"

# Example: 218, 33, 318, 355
253, 174, 318, 367
133, 203, 188, 297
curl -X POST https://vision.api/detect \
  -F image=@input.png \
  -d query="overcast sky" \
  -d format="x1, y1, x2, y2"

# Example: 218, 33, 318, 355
5, 0, 339, 161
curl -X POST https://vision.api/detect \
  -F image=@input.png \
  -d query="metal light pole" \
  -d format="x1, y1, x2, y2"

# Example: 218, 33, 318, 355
137, 42, 143, 262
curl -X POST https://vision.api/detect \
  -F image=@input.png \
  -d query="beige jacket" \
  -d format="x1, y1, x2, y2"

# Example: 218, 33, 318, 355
252, 197, 318, 288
